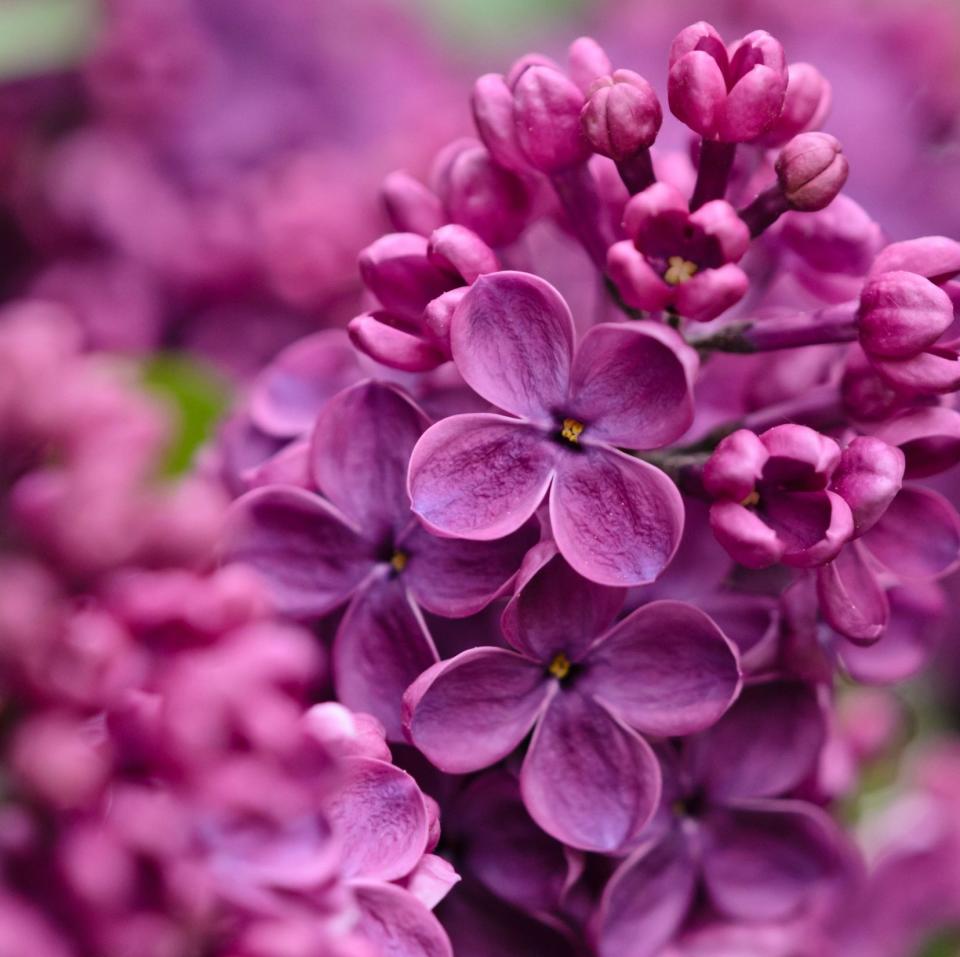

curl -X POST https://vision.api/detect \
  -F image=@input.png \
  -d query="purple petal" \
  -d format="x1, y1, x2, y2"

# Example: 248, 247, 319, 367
352, 881, 453, 957
326, 756, 429, 882
875, 407, 960, 479
839, 580, 946, 684
596, 827, 697, 957
334, 579, 439, 741
248, 330, 361, 438
427, 224, 498, 283
358, 232, 454, 318
521, 691, 660, 851
684, 681, 825, 801
816, 542, 889, 644
311, 381, 430, 543
450, 271, 574, 420
763, 490, 853, 567
349, 312, 447, 373
688, 200, 750, 262
668, 51, 727, 138
869, 236, 960, 283
223, 487, 373, 619
550, 446, 684, 586
583, 600, 741, 737
674, 264, 749, 323
455, 771, 574, 913
703, 429, 769, 502
702, 800, 853, 921
403, 647, 551, 774
401, 855, 461, 910
721, 63, 787, 141
872, 346, 960, 395
501, 543, 625, 663
622, 182, 689, 243
568, 323, 697, 449
863, 486, 960, 580
408, 414, 556, 540
401, 520, 538, 619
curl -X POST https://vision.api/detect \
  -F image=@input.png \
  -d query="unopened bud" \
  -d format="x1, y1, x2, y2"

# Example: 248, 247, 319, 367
776, 133, 848, 211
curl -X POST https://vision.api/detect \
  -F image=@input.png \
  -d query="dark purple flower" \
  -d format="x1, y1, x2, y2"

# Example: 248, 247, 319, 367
403, 545, 741, 852
225, 380, 537, 737
667, 22, 788, 143
408, 270, 696, 586
595, 682, 856, 957
607, 183, 750, 321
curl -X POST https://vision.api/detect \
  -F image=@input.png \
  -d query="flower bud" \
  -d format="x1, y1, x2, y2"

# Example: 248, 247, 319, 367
426, 225, 498, 283
512, 65, 591, 173
762, 63, 832, 145
776, 133, 848, 211
380, 171, 445, 237
581, 70, 662, 161
568, 36, 612, 93
472, 73, 528, 172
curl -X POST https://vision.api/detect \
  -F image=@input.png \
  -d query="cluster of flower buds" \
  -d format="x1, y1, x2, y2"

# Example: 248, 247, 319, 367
214, 18, 960, 957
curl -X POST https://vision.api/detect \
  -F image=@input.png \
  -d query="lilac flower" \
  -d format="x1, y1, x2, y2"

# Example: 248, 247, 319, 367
607, 182, 751, 321
403, 545, 741, 852
702, 424, 859, 569
408, 270, 697, 586
596, 682, 855, 957
349, 226, 499, 372
226, 380, 536, 736
667, 22, 788, 144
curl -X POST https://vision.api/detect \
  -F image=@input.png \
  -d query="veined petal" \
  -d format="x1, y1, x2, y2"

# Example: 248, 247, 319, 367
408, 414, 556, 540
583, 600, 741, 737
352, 881, 453, 957
816, 542, 888, 644
450, 271, 574, 420
403, 647, 551, 774
551, 446, 684, 586
521, 691, 660, 852
568, 323, 697, 449
223, 486, 373, 619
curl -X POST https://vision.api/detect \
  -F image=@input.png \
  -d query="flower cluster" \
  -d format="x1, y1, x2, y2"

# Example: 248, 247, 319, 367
218, 17, 960, 957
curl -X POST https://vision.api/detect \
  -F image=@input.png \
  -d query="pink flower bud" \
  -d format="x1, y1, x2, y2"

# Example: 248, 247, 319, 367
762, 62, 832, 145
581, 70, 662, 161
472, 73, 528, 172
380, 171, 445, 237
568, 36, 612, 93
776, 133, 848, 210
512, 65, 591, 173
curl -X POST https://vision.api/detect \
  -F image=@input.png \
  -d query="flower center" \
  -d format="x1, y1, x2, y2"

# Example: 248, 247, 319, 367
664, 256, 698, 285
741, 490, 760, 508
560, 418, 584, 444
390, 550, 408, 573
548, 652, 572, 680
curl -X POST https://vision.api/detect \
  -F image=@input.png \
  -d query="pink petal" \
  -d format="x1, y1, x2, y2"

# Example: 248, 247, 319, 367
568, 322, 697, 449
673, 264, 748, 323
310, 381, 430, 542
583, 600, 741, 737
327, 756, 429, 882
403, 647, 552, 774
223, 487, 373, 619
709, 501, 784, 569
606, 241, 673, 312
875, 406, 960, 479
816, 543, 888, 644
551, 446, 684, 586
720, 64, 787, 141
871, 346, 960, 395
622, 182, 689, 242
688, 200, 750, 262
352, 881, 453, 957
333, 579, 439, 741
521, 692, 660, 851
668, 51, 727, 138
348, 312, 447, 373
450, 271, 574, 421
408, 414, 556, 540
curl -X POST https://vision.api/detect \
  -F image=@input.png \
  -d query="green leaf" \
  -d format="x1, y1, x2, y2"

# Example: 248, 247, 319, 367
140, 354, 231, 477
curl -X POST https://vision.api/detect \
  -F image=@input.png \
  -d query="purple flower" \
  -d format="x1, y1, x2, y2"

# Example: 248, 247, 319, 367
407, 270, 697, 586
226, 380, 536, 737
607, 183, 750, 321
595, 682, 856, 957
403, 545, 741, 852
667, 22, 788, 143
857, 237, 960, 395
703, 424, 857, 569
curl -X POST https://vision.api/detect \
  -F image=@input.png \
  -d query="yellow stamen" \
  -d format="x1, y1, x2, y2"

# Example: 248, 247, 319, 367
390, 551, 408, 573
548, 652, 572, 681
664, 256, 698, 286
741, 490, 760, 508
560, 418, 584, 444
